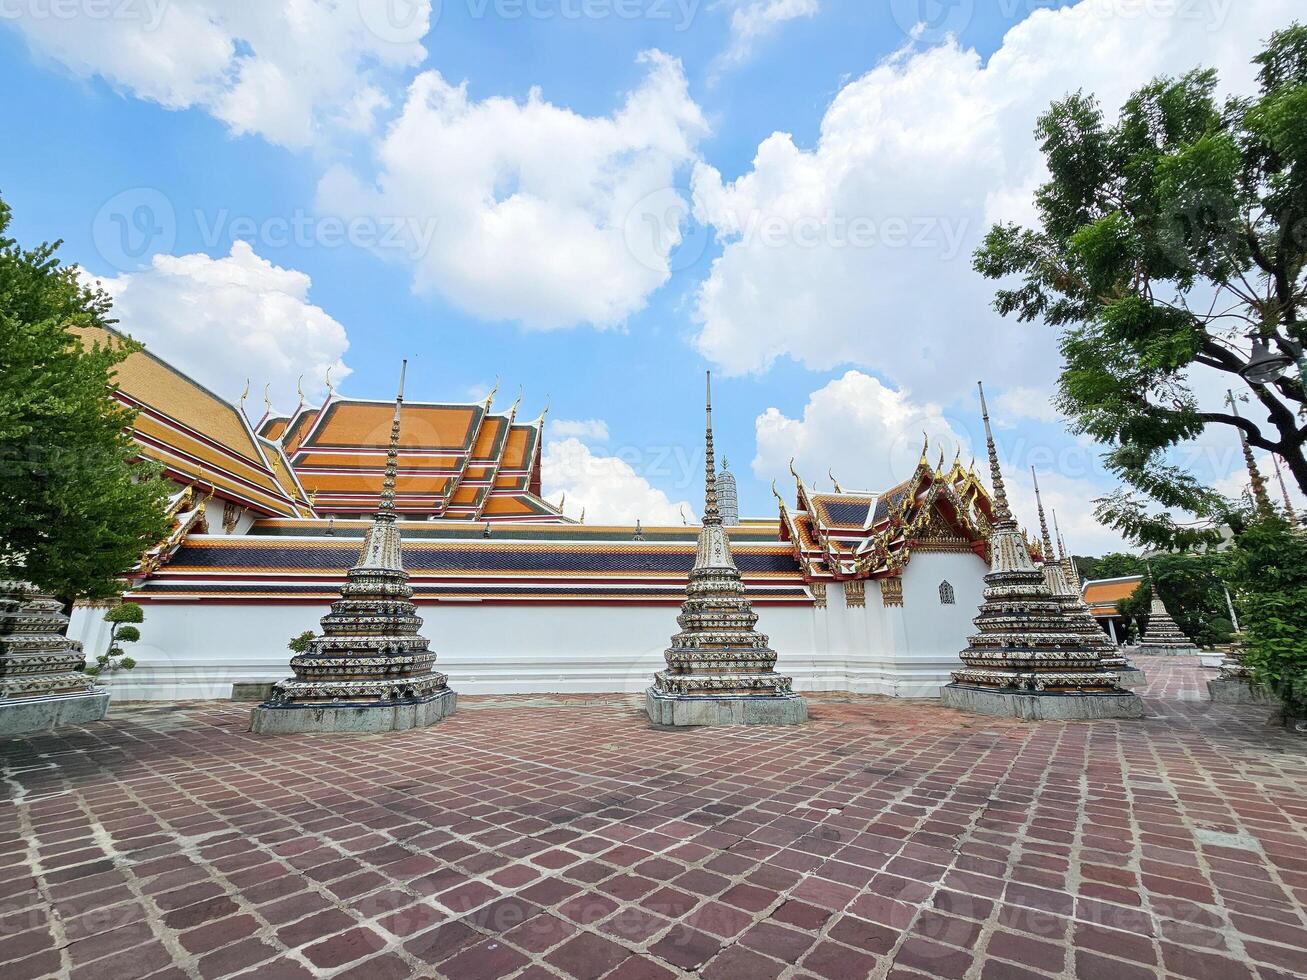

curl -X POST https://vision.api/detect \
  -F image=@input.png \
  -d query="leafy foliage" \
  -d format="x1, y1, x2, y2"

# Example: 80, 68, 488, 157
974, 25, 1307, 548
0, 194, 171, 599
1225, 518, 1307, 716
288, 630, 316, 654
87, 601, 145, 676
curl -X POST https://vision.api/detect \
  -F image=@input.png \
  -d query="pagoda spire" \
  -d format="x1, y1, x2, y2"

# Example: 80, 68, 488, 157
1272, 454, 1299, 524
977, 382, 1013, 524
1227, 390, 1274, 516
704, 372, 720, 527
1031, 467, 1055, 561
645, 372, 806, 727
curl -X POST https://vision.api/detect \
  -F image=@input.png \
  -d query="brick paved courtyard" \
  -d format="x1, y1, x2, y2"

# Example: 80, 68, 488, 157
3, 656, 1306, 980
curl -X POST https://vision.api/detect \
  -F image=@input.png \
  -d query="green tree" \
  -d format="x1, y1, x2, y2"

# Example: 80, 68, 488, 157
1225, 516, 1307, 717
1117, 552, 1235, 647
0, 194, 171, 599
1087, 552, 1145, 580
974, 24, 1307, 549
87, 602, 143, 676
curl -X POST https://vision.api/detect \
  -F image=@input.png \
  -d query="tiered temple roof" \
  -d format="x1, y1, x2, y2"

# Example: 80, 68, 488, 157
773, 445, 999, 587
259, 392, 557, 522
74, 326, 312, 518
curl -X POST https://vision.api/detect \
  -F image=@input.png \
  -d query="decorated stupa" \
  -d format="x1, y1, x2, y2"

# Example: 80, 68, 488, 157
646, 374, 807, 727
940, 384, 1142, 720
1031, 478, 1145, 687
251, 363, 457, 734
0, 581, 109, 735
1134, 572, 1199, 656
717, 458, 740, 527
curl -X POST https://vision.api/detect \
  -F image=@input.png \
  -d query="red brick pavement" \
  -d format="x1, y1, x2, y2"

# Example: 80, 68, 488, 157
2, 657, 1305, 979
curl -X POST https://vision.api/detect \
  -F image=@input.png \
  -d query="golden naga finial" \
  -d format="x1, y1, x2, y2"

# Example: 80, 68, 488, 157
680, 504, 689, 526
295, 374, 306, 411
307, 489, 318, 507
789, 457, 801, 482
558, 492, 566, 512
579, 507, 586, 524
918, 431, 930, 467
509, 386, 524, 419
324, 366, 335, 398
262, 383, 273, 415
484, 376, 500, 409
828, 469, 844, 494
536, 395, 551, 426
238, 378, 250, 411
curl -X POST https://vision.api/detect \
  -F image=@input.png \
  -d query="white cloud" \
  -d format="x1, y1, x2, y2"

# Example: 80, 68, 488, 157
90, 241, 351, 406
754, 370, 1128, 552
543, 438, 693, 525
548, 419, 610, 442
317, 50, 708, 328
691, 0, 1296, 405
4, 1, 432, 147
716, 0, 819, 72
754, 371, 973, 491
995, 386, 1060, 424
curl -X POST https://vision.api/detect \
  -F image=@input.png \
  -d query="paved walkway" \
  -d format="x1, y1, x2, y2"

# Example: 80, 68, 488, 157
2, 657, 1305, 980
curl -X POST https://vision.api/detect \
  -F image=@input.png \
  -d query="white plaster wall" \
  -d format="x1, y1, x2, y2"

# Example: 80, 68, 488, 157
69, 552, 986, 701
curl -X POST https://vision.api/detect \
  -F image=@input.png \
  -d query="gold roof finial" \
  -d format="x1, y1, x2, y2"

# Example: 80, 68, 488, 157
828, 469, 844, 494
238, 378, 250, 412
579, 507, 586, 524
324, 366, 335, 398
680, 504, 690, 526
484, 376, 500, 410
977, 381, 1013, 524
295, 374, 306, 413
558, 492, 566, 512
788, 457, 802, 485
262, 384, 273, 415
535, 395, 551, 427
509, 386, 524, 420
937, 447, 947, 475
919, 432, 930, 467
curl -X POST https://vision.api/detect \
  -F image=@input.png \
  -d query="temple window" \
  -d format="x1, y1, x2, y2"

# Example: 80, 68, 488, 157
939, 581, 956, 605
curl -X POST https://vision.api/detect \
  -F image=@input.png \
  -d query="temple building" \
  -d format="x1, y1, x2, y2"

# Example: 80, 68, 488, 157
68, 331, 1017, 703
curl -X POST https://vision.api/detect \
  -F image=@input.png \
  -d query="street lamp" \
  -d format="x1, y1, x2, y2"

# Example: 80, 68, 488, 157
1240, 332, 1296, 385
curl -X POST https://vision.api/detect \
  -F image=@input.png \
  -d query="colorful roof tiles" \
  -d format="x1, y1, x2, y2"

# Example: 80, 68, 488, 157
72, 326, 308, 518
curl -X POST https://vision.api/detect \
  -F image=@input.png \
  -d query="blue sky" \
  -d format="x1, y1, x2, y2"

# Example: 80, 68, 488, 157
1, 0, 1298, 548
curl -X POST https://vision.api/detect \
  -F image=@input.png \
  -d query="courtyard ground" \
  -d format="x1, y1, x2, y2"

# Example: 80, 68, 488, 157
2, 657, 1306, 980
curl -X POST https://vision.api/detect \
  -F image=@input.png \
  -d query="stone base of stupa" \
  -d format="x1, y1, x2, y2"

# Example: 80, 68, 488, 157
0, 689, 110, 737
1207, 676, 1275, 705
645, 689, 807, 727
1133, 642, 1199, 657
941, 684, 1143, 721
250, 689, 457, 735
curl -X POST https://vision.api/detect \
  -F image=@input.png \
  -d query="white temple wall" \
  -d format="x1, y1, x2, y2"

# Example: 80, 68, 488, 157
69, 551, 988, 702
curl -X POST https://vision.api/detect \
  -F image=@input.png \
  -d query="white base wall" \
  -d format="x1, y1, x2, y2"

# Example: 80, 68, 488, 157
70, 552, 986, 702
